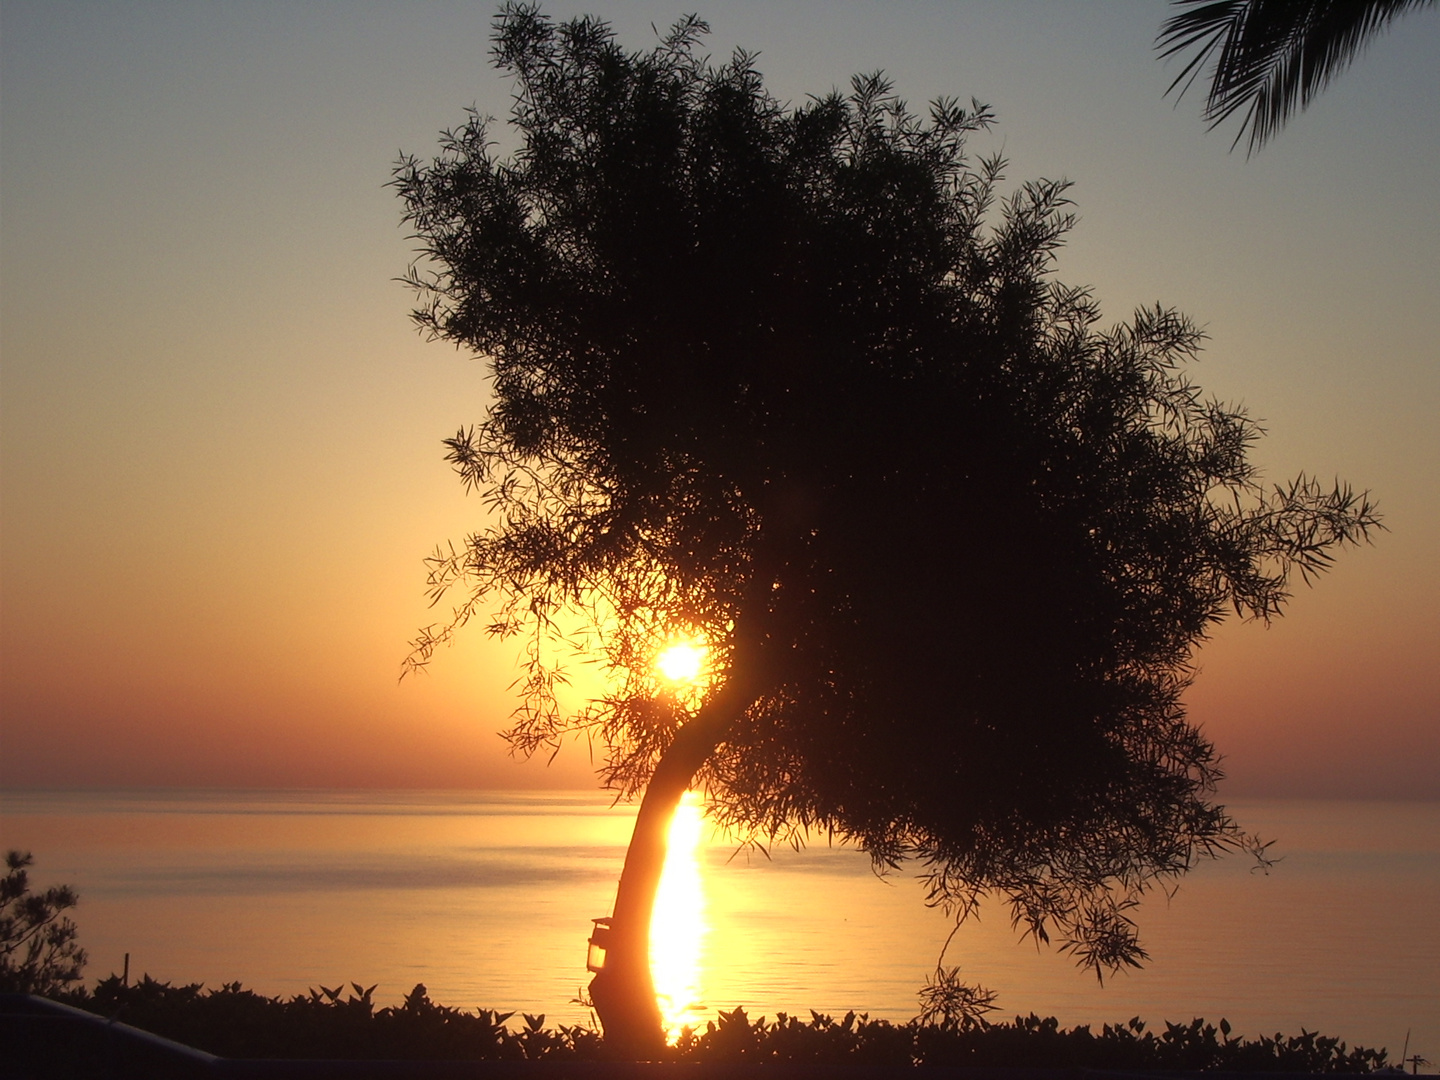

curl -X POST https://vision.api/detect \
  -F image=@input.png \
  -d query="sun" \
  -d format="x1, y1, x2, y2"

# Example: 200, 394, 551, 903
655, 641, 705, 683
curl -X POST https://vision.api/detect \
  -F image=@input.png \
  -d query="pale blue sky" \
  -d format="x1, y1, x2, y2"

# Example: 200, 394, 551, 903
3, 0, 1437, 794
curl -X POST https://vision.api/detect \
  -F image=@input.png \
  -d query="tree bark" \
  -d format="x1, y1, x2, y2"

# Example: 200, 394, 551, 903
587, 676, 749, 1056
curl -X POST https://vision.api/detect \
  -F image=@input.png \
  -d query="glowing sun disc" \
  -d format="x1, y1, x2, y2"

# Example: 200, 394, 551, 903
656, 642, 704, 683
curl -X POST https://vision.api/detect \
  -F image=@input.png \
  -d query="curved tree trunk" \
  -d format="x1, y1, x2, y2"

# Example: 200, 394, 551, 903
587, 677, 750, 1056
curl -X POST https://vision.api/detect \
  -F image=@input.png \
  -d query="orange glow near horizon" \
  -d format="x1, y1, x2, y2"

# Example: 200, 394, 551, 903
650, 791, 708, 1040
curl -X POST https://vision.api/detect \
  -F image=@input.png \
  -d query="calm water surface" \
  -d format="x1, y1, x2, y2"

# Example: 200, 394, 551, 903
1, 790, 1435, 1066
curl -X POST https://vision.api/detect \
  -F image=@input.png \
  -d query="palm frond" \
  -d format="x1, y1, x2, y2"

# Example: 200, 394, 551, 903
1158, 0, 1437, 153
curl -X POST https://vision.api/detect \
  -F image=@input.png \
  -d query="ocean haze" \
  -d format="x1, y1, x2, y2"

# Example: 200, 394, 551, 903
1, 789, 1435, 1063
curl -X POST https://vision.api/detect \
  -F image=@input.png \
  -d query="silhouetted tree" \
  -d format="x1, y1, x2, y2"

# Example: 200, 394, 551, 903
0, 851, 87, 996
1158, 0, 1437, 152
395, 4, 1378, 1053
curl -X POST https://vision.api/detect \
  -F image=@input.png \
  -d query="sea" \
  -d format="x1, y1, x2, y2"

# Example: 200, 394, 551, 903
1, 790, 1435, 1068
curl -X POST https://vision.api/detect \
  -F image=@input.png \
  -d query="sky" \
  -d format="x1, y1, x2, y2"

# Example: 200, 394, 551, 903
2, 0, 1437, 797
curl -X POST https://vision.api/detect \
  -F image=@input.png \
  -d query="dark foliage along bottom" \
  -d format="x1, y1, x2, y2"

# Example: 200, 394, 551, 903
53, 975, 1389, 1071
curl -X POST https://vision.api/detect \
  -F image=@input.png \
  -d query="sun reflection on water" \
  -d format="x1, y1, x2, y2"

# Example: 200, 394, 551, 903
650, 791, 708, 1040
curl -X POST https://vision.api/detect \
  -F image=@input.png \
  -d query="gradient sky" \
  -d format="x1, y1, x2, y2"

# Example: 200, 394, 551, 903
2, 0, 1436, 797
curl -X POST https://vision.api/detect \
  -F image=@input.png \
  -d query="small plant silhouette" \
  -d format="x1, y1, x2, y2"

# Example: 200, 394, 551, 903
915, 965, 999, 1032
0, 850, 87, 995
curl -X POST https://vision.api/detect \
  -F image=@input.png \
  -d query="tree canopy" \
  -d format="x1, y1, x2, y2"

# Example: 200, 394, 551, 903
394, 2, 1378, 998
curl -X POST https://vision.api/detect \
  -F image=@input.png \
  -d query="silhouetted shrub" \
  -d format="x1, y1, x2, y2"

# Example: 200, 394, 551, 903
77, 976, 593, 1060
60, 975, 1389, 1070
910, 1012, 1388, 1073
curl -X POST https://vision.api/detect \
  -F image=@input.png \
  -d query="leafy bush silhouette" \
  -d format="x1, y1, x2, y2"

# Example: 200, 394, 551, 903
68, 975, 1390, 1070
80, 975, 603, 1061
